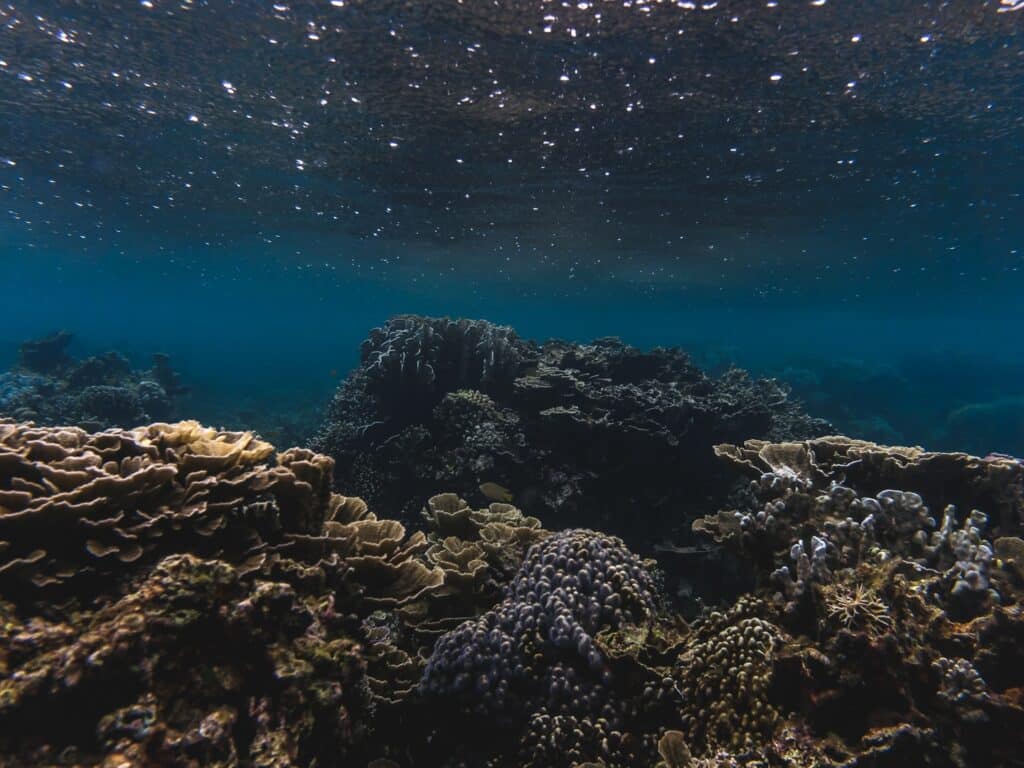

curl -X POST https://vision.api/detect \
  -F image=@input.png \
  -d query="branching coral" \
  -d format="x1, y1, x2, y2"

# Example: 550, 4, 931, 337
820, 582, 894, 636
687, 436, 1024, 766
697, 437, 1019, 621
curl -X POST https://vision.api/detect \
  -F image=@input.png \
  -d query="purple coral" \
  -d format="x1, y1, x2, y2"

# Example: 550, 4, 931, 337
421, 529, 657, 720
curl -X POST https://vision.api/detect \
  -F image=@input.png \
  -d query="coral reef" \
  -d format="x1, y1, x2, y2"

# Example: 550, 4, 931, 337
0, 419, 379, 765
312, 316, 831, 544
687, 436, 1024, 766
0, 419, 571, 765
2, 419, 1023, 767
0, 419, 499, 766
772, 356, 1024, 458
422, 529, 656, 711
0, 332, 188, 429
420, 527, 679, 766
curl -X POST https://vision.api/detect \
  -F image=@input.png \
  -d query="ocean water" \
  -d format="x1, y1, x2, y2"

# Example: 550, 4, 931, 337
5, 4, 1024, 767
2, 1, 1022, 452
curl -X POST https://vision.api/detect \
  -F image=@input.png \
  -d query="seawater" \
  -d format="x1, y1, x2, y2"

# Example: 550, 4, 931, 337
1, 1, 1022, 455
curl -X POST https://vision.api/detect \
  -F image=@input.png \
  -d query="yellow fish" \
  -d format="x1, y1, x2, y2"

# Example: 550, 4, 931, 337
479, 481, 514, 504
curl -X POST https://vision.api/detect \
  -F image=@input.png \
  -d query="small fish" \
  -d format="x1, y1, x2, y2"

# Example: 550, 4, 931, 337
479, 481, 514, 503
653, 540, 719, 556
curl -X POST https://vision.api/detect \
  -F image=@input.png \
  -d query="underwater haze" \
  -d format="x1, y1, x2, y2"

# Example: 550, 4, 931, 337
2, 0, 1023, 454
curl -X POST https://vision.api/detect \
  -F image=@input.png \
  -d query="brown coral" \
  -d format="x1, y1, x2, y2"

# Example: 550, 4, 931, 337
819, 581, 894, 637
4, 420, 1024, 768
715, 436, 1024, 537
675, 599, 782, 754
0, 420, 335, 598
0, 420, 462, 766
0, 553, 368, 766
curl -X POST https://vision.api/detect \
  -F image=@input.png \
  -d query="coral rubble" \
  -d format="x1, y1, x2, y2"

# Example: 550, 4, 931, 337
1, 420, 1022, 767
311, 315, 831, 543
0, 331, 188, 429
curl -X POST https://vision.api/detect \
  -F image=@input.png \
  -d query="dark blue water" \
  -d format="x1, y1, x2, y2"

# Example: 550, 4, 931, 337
1, 0, 1022, 455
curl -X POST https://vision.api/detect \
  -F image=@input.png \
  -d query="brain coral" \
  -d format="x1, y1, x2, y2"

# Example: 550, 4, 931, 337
421, 528, 657, 724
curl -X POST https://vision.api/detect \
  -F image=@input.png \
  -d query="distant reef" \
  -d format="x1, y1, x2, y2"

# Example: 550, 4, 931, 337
310, 315, 832, 546
0, 331, 188, 430
1, 419, 1022, 766
769, 357, 1024, 458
